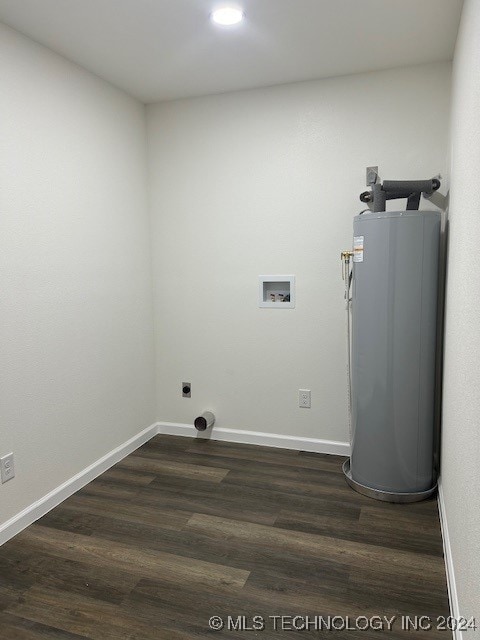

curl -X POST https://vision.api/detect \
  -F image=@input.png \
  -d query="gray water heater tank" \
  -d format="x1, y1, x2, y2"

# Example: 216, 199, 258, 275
347, 210, 440, 502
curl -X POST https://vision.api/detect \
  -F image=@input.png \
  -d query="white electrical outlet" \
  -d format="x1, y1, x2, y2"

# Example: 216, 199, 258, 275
0, 453, 15, 484
299, 389, 311, 408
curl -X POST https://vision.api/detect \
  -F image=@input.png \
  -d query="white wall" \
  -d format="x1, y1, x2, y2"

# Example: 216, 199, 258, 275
442, 0, 480, 628
147, 62, 451, 443
0, 23, 155, 526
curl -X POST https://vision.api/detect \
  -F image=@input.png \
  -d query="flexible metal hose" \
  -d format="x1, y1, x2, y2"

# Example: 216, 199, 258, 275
343, 254, 353, 444
342, 251, 352, 446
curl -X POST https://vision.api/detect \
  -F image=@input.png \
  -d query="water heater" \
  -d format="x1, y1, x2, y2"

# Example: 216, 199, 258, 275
343, 208, 441, 502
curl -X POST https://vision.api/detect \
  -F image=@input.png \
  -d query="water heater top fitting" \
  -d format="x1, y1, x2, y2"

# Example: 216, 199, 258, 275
359, 171, 440, 212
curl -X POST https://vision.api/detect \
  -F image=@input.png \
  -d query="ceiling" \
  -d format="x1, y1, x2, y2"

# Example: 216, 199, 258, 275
0, 0, 463, 103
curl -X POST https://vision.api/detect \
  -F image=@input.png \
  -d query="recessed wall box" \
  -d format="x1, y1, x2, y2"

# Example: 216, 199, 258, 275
259, 275, 295, 308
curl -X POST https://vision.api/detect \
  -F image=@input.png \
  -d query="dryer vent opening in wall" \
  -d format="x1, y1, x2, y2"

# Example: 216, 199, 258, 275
194, 412, 215, 432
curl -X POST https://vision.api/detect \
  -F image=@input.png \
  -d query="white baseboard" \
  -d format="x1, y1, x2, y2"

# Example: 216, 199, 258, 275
156, 421, 351, 456
0, 423, 158, 547
437, 479, 462, 640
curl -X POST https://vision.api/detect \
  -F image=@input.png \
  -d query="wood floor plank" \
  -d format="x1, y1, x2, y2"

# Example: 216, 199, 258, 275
58, 493, 191, 531
140, 435, 192, 453
0, 612, 89, 639
275, 507, 444, 556
185, 512, 445, 580
95, 467, 157, 487
125, 577, 329, 640
33, 509, 97, 537
117, 454, 230, 482
347, 564, 450, 616
139, 438, 344, 473
0, 587, 24, 614
76, 480, 140, 501
221, 465, 387, 503
139, 463, 364, 523
0, 548, 40, 594
124, 578, 445, 640
0, 546, 138, 607
135, 477, 279, 525
5, 587, 193, 640
61, 510, 350, 589
184, 438, 306, 465
359, 503, 442, 531
9, 525, 249, 593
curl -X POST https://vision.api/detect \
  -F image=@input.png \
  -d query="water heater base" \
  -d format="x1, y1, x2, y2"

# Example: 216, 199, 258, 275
342, 459, 437, 503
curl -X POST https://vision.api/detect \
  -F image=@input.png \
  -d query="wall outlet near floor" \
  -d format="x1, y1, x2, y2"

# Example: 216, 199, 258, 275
0, 453, 15, 483
299, 389, 311, 408
182, 382, 191, 398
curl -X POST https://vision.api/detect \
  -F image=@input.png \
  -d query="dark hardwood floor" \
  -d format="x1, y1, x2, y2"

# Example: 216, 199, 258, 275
0, 435, 450, 638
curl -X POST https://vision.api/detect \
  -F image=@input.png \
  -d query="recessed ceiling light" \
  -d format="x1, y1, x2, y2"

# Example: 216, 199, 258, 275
211, 7, 245, 26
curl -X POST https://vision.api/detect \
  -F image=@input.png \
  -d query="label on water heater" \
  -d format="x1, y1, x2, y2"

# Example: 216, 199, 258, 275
353, 236, 364, 262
